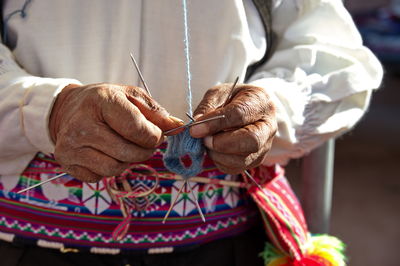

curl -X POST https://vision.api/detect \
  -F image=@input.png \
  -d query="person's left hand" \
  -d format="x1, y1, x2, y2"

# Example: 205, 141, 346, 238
190, 83, 277, 174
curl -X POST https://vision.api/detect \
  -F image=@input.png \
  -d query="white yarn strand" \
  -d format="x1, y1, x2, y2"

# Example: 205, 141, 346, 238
182, 0, 193, 115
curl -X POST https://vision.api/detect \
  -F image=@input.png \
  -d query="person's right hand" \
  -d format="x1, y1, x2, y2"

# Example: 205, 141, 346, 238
49, 83, 184, 183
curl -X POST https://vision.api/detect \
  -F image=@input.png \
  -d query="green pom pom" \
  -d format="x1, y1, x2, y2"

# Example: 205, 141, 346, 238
260, 242, 284, 264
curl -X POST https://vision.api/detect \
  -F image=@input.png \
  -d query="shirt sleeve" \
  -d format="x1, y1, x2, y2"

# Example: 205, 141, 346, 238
0, 43, 81, 175
247, 0, 383, 165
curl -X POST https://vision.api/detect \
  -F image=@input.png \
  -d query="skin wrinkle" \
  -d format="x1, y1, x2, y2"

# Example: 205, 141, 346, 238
71, 146, 127, 177
49, 83, 183, 183
191, 83, 277, 174
75, 123, 154, 163
103, 95, 161, 148
241, 127, 260, 154
50, 81, 277, 180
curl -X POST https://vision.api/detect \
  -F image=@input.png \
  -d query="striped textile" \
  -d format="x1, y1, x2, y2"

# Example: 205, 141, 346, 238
247, 167, 310, 261
0, 145, 268, 254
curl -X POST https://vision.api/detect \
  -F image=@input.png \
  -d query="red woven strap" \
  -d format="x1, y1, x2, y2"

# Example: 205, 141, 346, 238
246, 166, 309, 260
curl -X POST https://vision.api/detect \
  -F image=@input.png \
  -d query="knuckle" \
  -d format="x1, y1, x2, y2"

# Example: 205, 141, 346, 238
229, 103, 251, 125
195, 102, 217, 117
100, 161, 125, 177
86, 176, 103, 183
229, 155, 247, 170
270, 121, 278, 138
263, 118, 278, 139
241, 130, 261, 154
203, 86, 224, 101
260, 103, 275, 121
53, 149, 66, 166
66, 165, 102, 183
145, 97, 164, 114
266, 98, 276, 113
130, 117, 159, 148
84, 175, 103, 183
217, 164, 241, 175
140, 132, 160, 148
244, 153, 259, 167
194, 86, 229, 116
95, 85, 123, 105
124, 85, 144, 98
209, 150, 246, 174
236, 159, 247, 170
126, 86, 167, 114
252, 155, 264, 167
133, 148, 155, 162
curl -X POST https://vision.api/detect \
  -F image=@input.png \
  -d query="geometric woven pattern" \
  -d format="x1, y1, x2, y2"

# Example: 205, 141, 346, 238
0, 148, 274, 252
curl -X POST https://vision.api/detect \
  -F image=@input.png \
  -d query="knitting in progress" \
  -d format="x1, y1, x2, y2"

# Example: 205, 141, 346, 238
12, 1, 348, 264
163, 0, 205, 180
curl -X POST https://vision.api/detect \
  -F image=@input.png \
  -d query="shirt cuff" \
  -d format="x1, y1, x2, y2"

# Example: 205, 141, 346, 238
20, 76, 82, 154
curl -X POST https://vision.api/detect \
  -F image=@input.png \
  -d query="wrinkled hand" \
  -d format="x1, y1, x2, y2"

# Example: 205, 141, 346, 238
49, 83, 183, 183
190, 83, 277, 174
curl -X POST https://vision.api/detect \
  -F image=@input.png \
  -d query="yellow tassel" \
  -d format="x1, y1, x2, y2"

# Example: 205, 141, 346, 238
306, 235, 346, 266
262, 235, 346, 266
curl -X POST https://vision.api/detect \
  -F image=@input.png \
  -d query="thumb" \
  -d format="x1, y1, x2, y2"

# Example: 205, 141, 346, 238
125, 86, 184, 134
193, 83, 232, 119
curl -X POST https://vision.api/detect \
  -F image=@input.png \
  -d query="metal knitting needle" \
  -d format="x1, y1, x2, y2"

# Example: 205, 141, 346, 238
186, 112, 195, 122
17, 172, 67, 194
163, 180, 187, 223
223, 77, 265, 190
163, 77, 242, 221
187, 180, 206, 222
243, 170, 264, 191
223, 76, 239, 108
130, 52, 152, 97
163, 115, 226, 135
129, 52, 202, 223
176, 112, 207, 222
17, 56, 205, 194
163, 76, 239, 135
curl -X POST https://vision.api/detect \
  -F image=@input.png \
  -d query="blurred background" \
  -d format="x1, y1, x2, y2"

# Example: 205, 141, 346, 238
287, 0, 400, 265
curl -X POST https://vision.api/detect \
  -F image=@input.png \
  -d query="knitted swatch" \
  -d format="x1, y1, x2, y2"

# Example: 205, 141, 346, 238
163, 128, 205, 179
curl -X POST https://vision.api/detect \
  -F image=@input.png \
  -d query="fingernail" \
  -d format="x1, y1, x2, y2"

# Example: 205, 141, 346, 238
169, 116, 184, 125
190, 123, 209, 137
193, 114, 202, 120
204, 136, 213, 149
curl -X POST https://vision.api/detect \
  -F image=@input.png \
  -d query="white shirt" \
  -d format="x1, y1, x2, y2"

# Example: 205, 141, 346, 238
0, 0, 383, 176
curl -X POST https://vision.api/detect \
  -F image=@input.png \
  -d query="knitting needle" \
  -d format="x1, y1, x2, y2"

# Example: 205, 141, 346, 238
223, 76, 239, 108
162, 180, 187, 223
15, 119, 225, 195
163, 76, 238, 135
131, 51, 204, 219
221, 77, 266, 190
243, 170, 264, 191
130, 52, 152, 97
129, 52, 224, 135
163, 115, 226, 135
163, 77, 242, 221
186, 112, 195, 122
17, 172, 67, 194
181, 112, 206, 222
17, 62, 226, 195
187, 180, 206, 222
224, 77, 265, 190
130, 53, 204, 222
162, 179, 205, 223
18, 54, 149, 194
